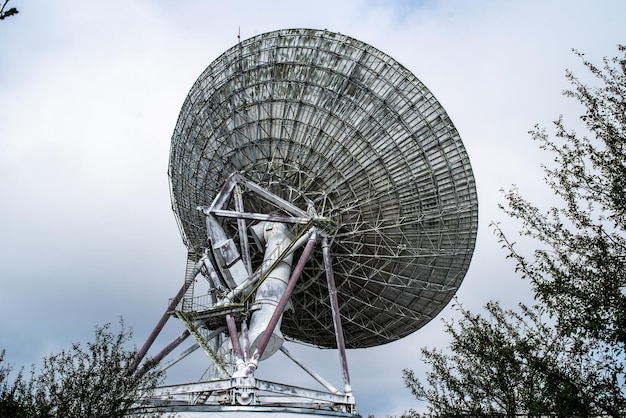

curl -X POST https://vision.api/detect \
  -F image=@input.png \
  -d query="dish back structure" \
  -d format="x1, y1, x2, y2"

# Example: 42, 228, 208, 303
169, 28, 478, 349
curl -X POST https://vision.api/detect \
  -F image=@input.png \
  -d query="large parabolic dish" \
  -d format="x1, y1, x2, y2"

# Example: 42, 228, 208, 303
169, 28, 478, 349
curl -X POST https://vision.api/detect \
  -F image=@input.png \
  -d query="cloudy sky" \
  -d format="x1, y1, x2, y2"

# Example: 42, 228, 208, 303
0, 1, 624, 416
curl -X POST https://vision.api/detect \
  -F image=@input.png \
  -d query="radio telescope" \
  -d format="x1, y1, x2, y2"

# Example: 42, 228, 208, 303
131, 28, 478, 417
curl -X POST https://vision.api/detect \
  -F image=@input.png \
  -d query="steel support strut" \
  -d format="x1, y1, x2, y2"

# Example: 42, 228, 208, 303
150, 329, 191, 364
226, 314, 245, 371
129, 255, 206, 374
235, 229, 318, 377
322, 235, 352, 393
279, 345, 339, 394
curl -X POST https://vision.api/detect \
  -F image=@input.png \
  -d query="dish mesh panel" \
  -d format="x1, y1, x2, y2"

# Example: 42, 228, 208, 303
169, 29, 478, 348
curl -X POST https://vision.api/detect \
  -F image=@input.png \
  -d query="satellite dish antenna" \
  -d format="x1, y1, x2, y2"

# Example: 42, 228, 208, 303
131, 28, 478, 417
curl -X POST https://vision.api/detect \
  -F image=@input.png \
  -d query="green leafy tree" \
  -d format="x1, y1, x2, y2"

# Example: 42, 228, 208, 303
403, 45, 626, 416
0, 0, 18, 20
404, 301, 620, 417
501, 46, 626, 354
0, 350, 33, 417
0, 320, 166, 417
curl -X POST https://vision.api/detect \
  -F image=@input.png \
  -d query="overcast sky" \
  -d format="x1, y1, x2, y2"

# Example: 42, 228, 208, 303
1, 1, 624, 416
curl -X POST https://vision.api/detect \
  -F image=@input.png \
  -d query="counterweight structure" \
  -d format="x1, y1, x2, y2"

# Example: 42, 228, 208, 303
132, 28, 478, 417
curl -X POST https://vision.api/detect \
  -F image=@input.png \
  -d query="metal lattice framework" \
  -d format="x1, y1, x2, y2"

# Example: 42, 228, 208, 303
169, 28, 478, 349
